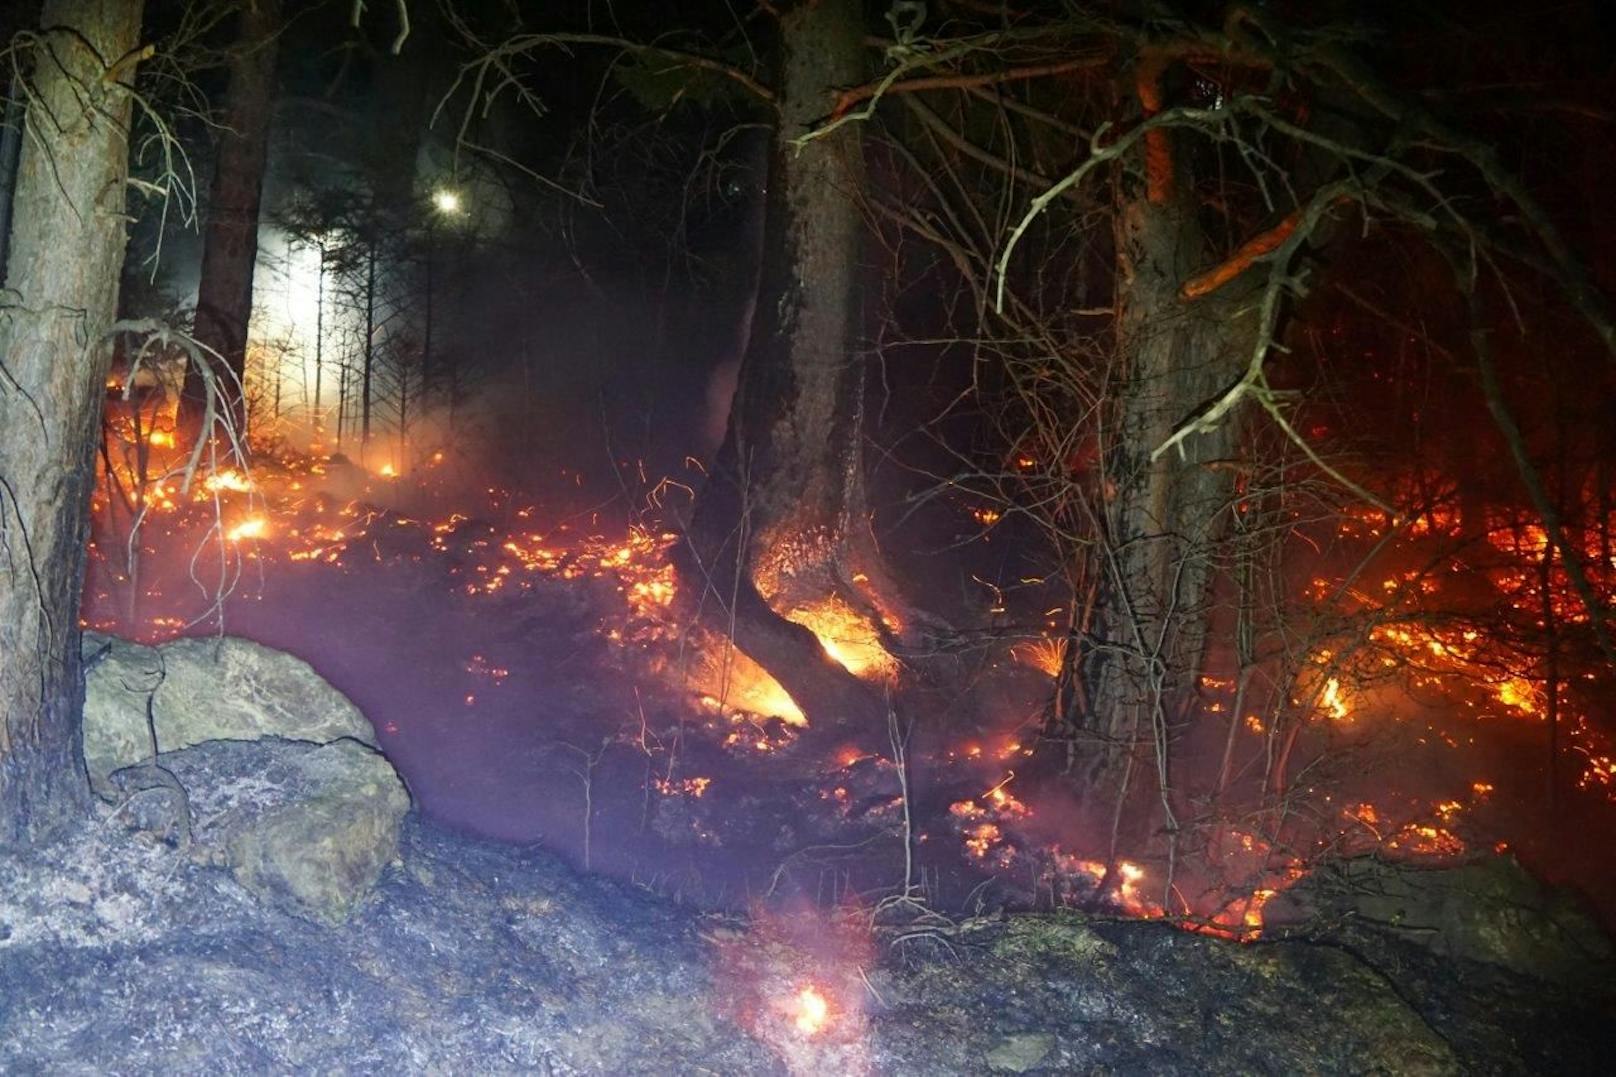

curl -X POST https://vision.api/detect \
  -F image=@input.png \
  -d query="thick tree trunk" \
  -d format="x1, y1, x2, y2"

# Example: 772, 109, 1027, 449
680, 0, 887, 733
1073, 82, 1251, 793
178, 0, 281, 444
0, 0, 145, 845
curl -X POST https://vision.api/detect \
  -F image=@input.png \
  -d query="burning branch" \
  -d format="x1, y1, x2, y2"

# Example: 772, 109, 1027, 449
1180, 210, 1303, 300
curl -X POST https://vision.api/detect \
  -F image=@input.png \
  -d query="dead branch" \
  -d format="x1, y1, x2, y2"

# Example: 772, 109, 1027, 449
831, 54, 1103, 121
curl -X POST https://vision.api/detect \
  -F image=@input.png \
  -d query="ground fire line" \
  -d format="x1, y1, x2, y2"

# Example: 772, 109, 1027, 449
84, 425, 1616, 936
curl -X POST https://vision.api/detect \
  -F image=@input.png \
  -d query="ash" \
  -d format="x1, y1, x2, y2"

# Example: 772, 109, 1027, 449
2, 803, 1611, 1074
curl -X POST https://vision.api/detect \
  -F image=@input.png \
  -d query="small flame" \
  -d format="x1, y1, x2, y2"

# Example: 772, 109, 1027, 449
1321, 677, 1350, 720
226, 517, 267, 542
792, 985, 829, 1036
782, 596, 896, 679
205, 469, 253, 494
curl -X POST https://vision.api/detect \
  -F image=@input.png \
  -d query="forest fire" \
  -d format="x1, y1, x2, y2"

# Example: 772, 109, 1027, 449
81, 424, 1616, 944
1, 0, 1612, 1069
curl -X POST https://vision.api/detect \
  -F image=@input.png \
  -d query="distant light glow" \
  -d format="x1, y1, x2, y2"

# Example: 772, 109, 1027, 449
432, 188, 462, 215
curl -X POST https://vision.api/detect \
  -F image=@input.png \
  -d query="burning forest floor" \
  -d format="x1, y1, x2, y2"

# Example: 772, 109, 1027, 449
2, 436, 1598, 1071
2, 803, 1613, 1074
82, 440, 1616, 937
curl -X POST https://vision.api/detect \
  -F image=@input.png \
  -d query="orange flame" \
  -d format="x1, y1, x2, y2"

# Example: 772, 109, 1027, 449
226, 517, 267, 542
792, 985, 829, 1036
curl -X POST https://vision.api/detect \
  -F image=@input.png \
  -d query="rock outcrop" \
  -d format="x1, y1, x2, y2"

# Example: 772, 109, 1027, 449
163, 738, 410, 924
1267, 853, 1613, 984
82, 632, 377, 794
83, 633, 407, 924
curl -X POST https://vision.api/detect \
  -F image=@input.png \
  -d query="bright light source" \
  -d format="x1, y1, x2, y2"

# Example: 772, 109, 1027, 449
432, 188, 461, 215
793, 985, 829, 1036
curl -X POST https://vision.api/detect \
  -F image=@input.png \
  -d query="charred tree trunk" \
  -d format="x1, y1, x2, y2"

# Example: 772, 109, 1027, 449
178, 0, 282, 445
679, 0, 887, 733
0, 0, 145, 845
1071, 61, 1252, 799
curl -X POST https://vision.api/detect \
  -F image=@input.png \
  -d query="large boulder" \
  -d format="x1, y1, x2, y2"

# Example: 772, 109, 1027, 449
1267, 854, 1613, 984
132, 737, 411, 925
83, 633, 376, 795
81, 634, 166, 794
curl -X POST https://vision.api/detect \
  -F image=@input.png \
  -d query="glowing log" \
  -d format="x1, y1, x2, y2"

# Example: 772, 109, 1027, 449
779, 594, 897, 679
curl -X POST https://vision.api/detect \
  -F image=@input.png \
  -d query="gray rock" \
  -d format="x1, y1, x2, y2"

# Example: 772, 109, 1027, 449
1269, 854, 1613, 984
166, 737, 411, 925
985, 1032, 1054, 1073
82, 633, 377, 794
81, 633, 165, 796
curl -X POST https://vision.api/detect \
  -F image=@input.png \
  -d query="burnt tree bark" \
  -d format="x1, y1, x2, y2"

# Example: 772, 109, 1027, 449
1072, 57, 1253, 795
680, 0, 887, 733
178, 0, 282, 444
0, 0, 145, 845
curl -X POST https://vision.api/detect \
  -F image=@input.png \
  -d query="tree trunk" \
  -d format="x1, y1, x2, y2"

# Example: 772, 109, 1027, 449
361, 239, 375, 460
313, 243, 325, 427
178, 0, 282, 444
1073, 69, 1252, 795
0, 74, 26, 277
0, 0, 145, 845
679, 0, 887, 734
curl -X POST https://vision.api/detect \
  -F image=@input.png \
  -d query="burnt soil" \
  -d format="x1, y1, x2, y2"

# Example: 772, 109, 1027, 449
2, 803, 1612, 1075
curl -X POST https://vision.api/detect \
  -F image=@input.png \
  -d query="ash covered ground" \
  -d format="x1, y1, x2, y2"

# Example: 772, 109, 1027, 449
2, 798, 1612, 1074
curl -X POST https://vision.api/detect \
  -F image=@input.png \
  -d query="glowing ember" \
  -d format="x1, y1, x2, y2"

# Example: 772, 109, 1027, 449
1011, 638, 1065, 677
1320, 677, 1350, 721
792, 986, 829, 1036
963, 822, 1002, 859
226, 517, 267, 542
780, 595, 897, 679
654, 776, 712, 798
1494, 677, 1538, 715
204, 469, 254, 494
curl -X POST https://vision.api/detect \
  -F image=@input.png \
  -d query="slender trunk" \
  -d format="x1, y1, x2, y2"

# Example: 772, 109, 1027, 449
0, 0, 145, 845
1541, 536, 1559, 812
397, 362, 408, 468
313, 244, 324, 430
422, 226, 433, 406
178, 0, 282, 445
1598, 453, 1612, 587
0, 73, 26, 276
361, 241, 375, 461
337, 351, 348, 449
